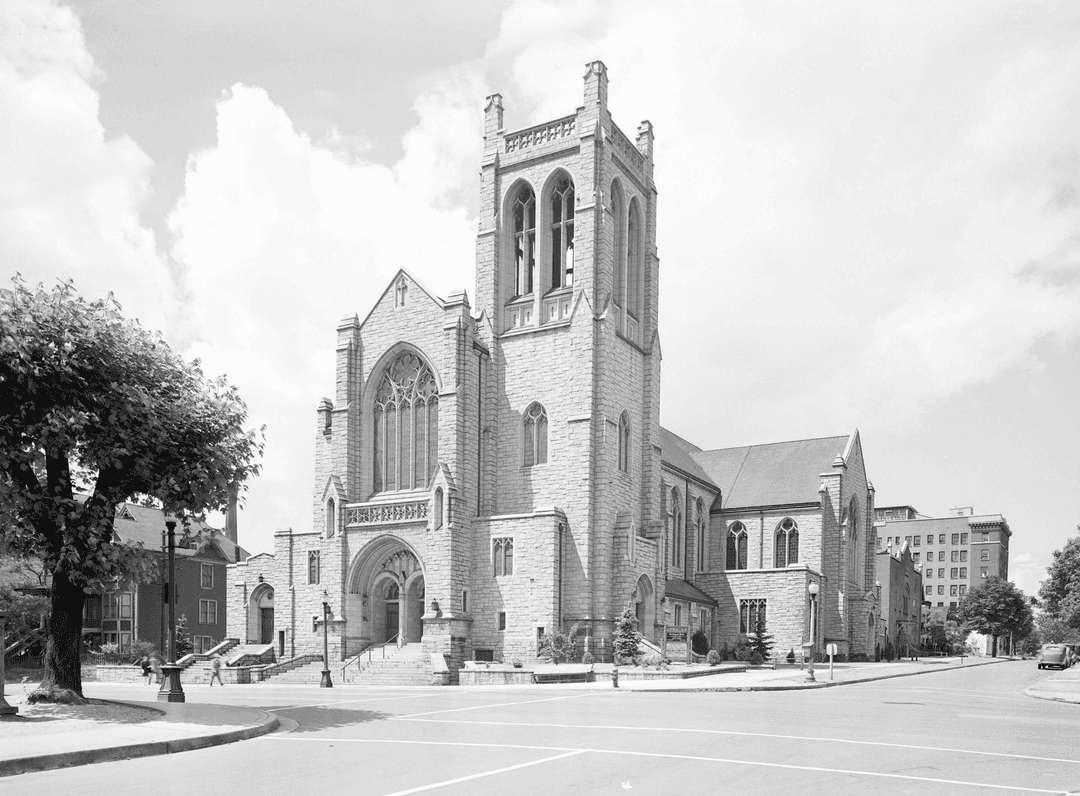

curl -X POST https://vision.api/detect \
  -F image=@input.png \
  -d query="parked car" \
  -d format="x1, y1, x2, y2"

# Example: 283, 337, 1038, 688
1038, 644, 1070, 670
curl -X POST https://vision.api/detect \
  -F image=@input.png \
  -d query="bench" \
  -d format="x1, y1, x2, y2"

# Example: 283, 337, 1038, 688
531, 668, 593, 684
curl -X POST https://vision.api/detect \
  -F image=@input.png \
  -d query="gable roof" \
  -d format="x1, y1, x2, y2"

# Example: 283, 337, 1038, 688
658, 427, 716, 487
110, 502, 247, 562
690, 434, 851, 510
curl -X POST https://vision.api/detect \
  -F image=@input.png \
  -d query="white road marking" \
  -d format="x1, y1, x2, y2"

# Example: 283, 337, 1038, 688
268, 693, 456, 710
380, 750, 587, 795
395, 717, 1080, 765
393, 693, 597, 718
267, 737, 1069, 794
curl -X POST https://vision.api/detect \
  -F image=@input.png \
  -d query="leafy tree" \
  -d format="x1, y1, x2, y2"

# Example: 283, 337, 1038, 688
613, 604, 640, 664
0, 278, 262, 703
691, 628, 710, 656
537, 623, 579, 665
749, 618, 773, 662
1036, 613, 1080, 645
1038, 531, 1080, 628
174, 614, 194, 658
958, 577, 1033, 656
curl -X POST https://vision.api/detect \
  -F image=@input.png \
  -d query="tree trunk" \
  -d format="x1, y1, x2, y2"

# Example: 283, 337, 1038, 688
28, 569, 87, 704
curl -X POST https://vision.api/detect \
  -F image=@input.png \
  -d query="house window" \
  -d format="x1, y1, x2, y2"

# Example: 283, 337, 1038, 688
549, 174, 575, 288
960, 533, 968, 544
950, 585, 958, 596
739, 599, 766, 634
950, 567, 958, 579
927, 535, 934, 545
308, 550, 321, 585
523, 402, 548, 467
913, 553, 920, 563
696, 498, 707, 572
926, 569, 932, 579
981, 550, 989, 561
939, 534, 946, 544
913, 536, 920, 547
951, 533, 960, 545
326, 497, 336, 538
200, 563, 213, 590
959, 585, 967, 596
937, 585, 945, 595
925, 585, 932, 596
493, 537, 514, 577
775, 518, 799, 568
904, 536, 912, 545
980, 567, 988, 578
618, 412, 631, 473
960, 550, 968, 562
938, 568, 945, 578
727, 522, 748, 570
982, 533, 990, 542
512, 183, 536, 296
199, 599, 218, 625
194, 636, 214, 655
959, 567, 967, 578
105, 592, 132, 620
372, 350, 439, 493
498, 612, 507, 631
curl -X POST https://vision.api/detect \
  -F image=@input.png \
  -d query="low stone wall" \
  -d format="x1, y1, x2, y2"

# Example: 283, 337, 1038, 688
83, 664, 258, 685
459, 666, 535, 686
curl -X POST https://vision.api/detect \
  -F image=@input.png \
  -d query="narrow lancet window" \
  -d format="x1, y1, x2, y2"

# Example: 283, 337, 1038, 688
513, 185, 536, 297
550, 176, 575, 289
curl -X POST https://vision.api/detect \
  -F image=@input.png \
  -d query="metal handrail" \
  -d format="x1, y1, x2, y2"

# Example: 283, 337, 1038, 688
339, 634, 402, 677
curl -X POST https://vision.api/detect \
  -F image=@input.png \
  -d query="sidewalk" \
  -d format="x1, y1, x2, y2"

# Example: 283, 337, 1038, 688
1025, 665, 1080, 704
0, 690, 278, 778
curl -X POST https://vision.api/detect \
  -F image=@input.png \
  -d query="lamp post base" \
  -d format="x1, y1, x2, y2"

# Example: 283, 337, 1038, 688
320, 669, 333, 688
0, 701, 17, 716
157, 664, 186, 703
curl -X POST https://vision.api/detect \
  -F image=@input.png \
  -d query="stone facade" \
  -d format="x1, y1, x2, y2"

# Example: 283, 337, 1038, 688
226, 61, 879, 675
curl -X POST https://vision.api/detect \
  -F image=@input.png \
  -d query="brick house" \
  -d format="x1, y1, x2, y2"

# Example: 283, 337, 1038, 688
226, 61, 879, 673
875, 539, 924, 657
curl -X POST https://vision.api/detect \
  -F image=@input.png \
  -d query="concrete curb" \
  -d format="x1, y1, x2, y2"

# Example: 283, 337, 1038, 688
0, 702, 279, 778
623, 656, 1007, 694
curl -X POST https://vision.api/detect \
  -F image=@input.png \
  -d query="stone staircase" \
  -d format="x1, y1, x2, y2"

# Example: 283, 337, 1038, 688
258, 656, 328, 684
341, 642, 430, 686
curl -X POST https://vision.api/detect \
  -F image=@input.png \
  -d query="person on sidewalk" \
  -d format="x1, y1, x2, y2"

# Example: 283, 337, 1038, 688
209, 653, 224, 687
139, 654, 153, 684
150, 653, 163, 685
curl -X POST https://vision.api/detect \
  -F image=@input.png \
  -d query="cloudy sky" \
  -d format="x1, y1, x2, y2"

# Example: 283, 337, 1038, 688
4, 0, 1079, 599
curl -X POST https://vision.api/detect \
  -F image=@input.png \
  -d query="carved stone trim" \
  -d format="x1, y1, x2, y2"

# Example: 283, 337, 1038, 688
505, 115, 577, 153
345, 499, 429, 527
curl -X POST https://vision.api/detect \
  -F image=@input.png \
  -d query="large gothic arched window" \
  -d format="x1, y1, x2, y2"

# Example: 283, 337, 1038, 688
670, 487, 684, 567
627, 198, 643, 319
373, 351, 439, 493
696, 498, 707, 572
512, 184, 536, 297
523, 402, 548, 467
727, 521, 748, 571
774, 518, 799, 568
549, 175, 575, 289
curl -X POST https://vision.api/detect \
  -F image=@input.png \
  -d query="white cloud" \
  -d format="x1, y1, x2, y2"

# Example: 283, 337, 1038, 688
168, 78, 480, 550
0, 0, 176, 327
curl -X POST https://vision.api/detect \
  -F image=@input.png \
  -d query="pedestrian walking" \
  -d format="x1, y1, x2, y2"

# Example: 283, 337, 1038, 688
150, 653, 162, 685
139, 654, 153, 684
209, 653, 224, 686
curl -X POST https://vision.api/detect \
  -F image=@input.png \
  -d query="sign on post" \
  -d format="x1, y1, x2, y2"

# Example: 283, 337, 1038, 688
666, 626, 690, 663
826, 642, 838, 681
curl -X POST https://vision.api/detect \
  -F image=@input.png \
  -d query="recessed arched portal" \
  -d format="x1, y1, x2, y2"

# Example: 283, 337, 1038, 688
634, 574, 656, 644
345, 536, 426, 654
247, 583, 274, 645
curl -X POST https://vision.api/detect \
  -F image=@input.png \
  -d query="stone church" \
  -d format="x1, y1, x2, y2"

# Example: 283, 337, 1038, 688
226, 62, 879, 678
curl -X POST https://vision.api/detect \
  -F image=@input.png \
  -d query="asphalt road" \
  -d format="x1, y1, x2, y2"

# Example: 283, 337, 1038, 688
7, 661, 1080, 795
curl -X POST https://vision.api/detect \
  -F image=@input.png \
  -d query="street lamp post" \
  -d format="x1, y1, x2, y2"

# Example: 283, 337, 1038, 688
320, 590, 333, 688
158, 513, 185, 703
806, 582, 820, 683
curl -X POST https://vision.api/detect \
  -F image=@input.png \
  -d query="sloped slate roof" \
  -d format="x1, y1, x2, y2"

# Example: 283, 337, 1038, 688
658, 427, 716, 487
664, 578, 718, 605
690, 435, 850, 510
111, 502, 246, 561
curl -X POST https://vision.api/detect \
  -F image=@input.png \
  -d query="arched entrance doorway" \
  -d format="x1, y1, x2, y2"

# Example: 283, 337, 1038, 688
247, 583, 274, 645
634, 575, 656, 644
346, 537, 426, 653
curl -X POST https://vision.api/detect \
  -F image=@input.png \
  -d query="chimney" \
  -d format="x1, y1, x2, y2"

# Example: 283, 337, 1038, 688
226, 486, 239, 560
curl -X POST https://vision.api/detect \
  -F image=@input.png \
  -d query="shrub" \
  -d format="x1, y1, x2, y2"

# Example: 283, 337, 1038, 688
786, 648, 796, 664
538, 623, 579, 664
733, 638, 753, 662
613, 605, 641, 662
642, 653, 668, 670
691, 629, 710, 656
750, 651, 764, 666
582, 652, 595, 665
132, 640, 158, 660
706, 649, 721, 666
849, 653, 869, 663
718, 642, 731, 661
749, 618, 773, 662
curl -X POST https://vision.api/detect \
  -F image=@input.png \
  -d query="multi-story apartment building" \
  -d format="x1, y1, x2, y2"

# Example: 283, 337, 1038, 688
875, 506, 1011, 614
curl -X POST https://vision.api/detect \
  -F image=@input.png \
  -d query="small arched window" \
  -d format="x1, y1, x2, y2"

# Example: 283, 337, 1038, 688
372, 350, 439, 493
696, 498, 706, 572
627, 198, 643, 319
434, 487, 444, 529
325, 497, 336, 538
550, 175, 575, 288
523, 402, 548, 467
512, 184, 536, 297
618, 412, 631, 473
493, 537, 514, 576
727, 521, 748, 571
775, 518, 799, 567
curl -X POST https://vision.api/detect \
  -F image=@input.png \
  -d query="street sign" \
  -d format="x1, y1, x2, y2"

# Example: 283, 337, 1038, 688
826, 643, 838, 656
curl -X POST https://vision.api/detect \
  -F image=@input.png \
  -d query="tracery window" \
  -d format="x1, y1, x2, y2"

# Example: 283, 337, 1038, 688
774, 518, 799, 568
512, 184, 537, 297
627, 198, 643, 319
373, 351, 439, 493
493, 537, 514, 577
670, 487, 683, 567
726, 521, 748, 570
611, 183, 625, 307
523, 402, 548, 467
550, 175, 575, 288
696, 498, 707, 572
618, 412, 631, 473
739, 598, 766, 633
